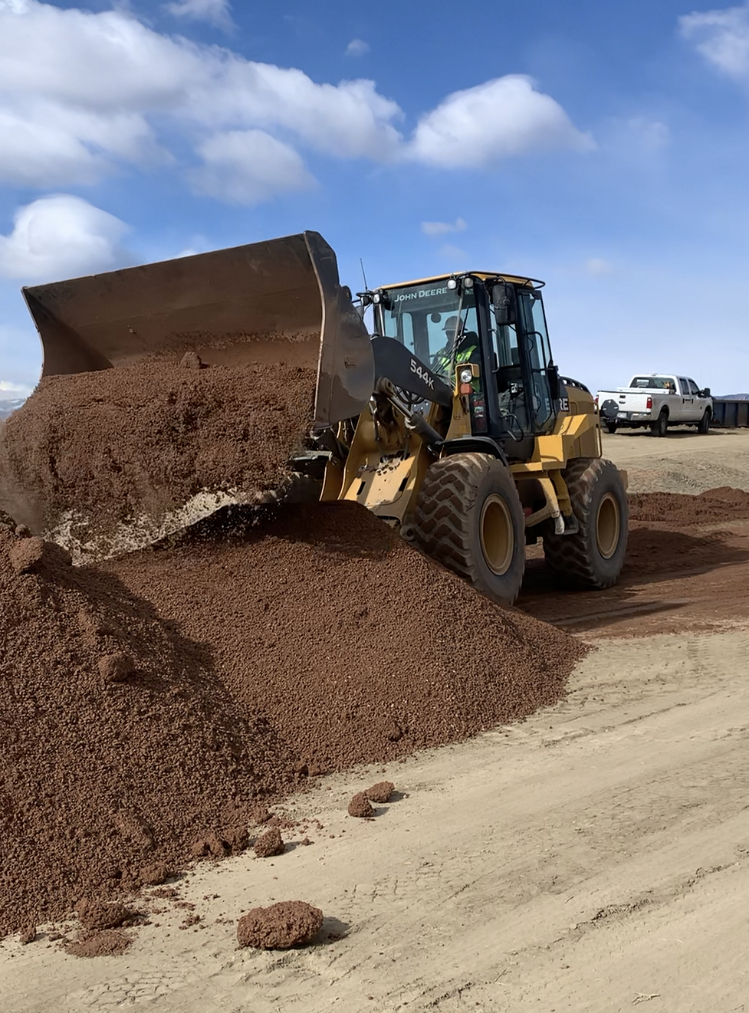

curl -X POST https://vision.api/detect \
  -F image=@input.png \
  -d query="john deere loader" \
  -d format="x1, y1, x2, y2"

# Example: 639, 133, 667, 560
20, 230, 627, 604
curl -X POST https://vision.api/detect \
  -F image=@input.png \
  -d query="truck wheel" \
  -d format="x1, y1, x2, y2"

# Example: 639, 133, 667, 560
651, 410, 668, 437
604, 420, 618, 434
412, 452, 526, 605
542, 458, 628, 589
698, 409, 711, 434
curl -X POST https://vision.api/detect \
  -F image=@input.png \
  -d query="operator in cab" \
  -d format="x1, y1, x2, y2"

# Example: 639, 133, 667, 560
433, 316, 479, 381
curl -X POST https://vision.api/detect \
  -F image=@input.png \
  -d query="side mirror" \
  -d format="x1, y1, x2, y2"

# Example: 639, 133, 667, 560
491, 282, 515, 326
547, 363, 561, 401
702, 387, 711, 397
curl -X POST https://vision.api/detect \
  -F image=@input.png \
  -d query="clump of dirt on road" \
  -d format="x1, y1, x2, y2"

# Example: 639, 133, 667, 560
629, 486, 749, 526
0, 361, 315, 536
254, 828, 285, 858
65, 930, 133, 958
237, 901, 323, 949
75, 899, 136, 931
107, 502, 587, 774
348, 793, 375, 818
0, 524, 297, 936
364, 782, 395, 803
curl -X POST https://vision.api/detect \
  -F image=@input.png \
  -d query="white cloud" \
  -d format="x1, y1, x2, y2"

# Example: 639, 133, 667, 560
408, 75, 594, 168
680, 3, 749, 80
0, 3, 591, 202
0, 195, 130, 283
625, 117, 670, 150
165, 0, 233, 31
346, 38, 369, 57
0, 318, 42, 391
439, 243, 467, 264
0, 0, 403, 193
421, 217, 467, 237
188, 129, 315, 205
585, 258, 614, 276
0, 379, 31, 396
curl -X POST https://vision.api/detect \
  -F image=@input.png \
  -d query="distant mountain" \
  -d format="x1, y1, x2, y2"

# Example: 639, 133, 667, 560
0, 398, 25, 420
715, 393, 749, 401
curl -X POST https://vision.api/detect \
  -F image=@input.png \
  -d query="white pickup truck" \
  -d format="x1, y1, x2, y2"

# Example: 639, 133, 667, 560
595, 374, 713, 437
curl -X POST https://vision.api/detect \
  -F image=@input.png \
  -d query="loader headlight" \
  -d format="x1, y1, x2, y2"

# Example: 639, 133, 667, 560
459, 367, 473, 384
463, 276, 474, 290
373, 292, 381, 304
447, 277, 458, 290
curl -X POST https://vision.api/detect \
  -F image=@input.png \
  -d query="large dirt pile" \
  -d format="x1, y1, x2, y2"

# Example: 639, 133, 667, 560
106, 502, 588, 773
0, 362, 315, 541
0, 526, 297, 936
629, 486, 749, 526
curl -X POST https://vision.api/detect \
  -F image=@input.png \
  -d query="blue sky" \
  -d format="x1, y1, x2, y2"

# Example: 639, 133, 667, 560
2, 0, 749, 399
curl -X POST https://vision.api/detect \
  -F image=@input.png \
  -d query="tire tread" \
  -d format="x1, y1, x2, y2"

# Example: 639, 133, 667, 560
412, 453, 524, 603
543, 457, 627, 589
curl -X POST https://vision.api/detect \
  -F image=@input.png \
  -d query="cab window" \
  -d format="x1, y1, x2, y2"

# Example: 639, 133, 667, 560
376, 283, 478, 380
517, 289, 554, 432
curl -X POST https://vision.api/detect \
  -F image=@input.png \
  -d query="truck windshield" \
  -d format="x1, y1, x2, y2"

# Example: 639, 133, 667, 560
375, 282, 478, 380
631, 376, 675, 390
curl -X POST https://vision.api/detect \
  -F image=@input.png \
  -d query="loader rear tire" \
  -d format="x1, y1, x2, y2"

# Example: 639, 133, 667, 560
542, 457, 628, 590
412, 452, 525, 605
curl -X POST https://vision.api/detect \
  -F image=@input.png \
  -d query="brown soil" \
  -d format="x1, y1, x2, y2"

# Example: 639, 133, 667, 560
190, 829, 248, 860
65, 929, 133, 958
236, 901, 323, 949
254, 828, 285, 858
139, 862, 170, 886
106, 502, 586, 774
628, 486, 749, 525
364, 782, 395, 804
75, 899, 135, 931
348, 793, 374, 818
0, 362, 315, 535
8, 535, 49, 573
520, 488, 749, 637
0, 433, 588, 939
0, 525, 296, 936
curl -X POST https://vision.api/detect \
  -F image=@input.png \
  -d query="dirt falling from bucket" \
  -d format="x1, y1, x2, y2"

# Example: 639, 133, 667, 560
0, 361, 316, 541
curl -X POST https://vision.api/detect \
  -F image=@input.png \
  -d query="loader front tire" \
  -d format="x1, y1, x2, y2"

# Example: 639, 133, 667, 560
412, 452, 525, 605
542, 458, 628, 590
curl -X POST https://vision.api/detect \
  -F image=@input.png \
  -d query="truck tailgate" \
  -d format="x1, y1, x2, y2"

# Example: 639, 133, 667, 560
597, 389, 652, 420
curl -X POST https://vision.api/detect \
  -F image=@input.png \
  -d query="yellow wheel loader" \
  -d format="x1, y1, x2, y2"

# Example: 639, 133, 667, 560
21, 230, 627, 604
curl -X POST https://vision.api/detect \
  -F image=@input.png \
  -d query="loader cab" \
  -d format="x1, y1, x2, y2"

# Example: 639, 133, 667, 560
371, 272, 559, 459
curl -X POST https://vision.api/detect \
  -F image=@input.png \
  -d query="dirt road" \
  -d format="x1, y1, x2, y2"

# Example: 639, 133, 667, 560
520, 430, 749, 638
3, 429, 749, 1013
603, 425, 749, 494
3, 631, 747, 1013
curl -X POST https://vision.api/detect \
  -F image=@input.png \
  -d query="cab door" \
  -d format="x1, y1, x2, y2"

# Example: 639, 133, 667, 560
688, 379, 706, 420
678, 377, 693, 420
516, 289, 557, 435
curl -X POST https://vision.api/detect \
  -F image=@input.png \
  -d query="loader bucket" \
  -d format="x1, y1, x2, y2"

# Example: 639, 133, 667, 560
22, 231, 374, 428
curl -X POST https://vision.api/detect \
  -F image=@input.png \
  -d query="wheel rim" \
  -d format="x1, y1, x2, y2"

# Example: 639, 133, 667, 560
480, 494, 514, 575
596, 492, 621, 560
